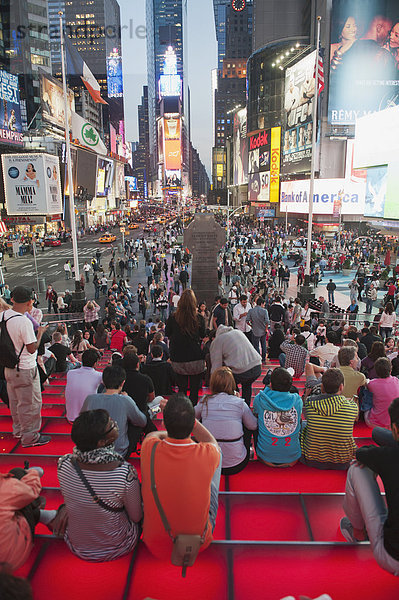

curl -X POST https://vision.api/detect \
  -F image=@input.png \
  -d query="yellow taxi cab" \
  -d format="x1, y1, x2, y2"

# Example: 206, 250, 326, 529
128, 223, 139, 230
99, 233, 116, 243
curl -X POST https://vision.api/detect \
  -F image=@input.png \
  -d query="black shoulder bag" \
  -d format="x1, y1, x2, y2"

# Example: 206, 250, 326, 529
150, 441, 208, 577
71, 457, 125, 513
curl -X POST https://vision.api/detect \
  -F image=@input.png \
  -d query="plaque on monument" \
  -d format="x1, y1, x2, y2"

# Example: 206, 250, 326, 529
184, 213, 226, 308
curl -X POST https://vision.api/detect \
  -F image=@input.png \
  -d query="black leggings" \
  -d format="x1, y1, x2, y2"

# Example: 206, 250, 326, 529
174, 372, 203, 406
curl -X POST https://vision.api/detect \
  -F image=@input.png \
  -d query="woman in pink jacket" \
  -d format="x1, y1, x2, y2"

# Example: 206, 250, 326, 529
0, 467, 56, 570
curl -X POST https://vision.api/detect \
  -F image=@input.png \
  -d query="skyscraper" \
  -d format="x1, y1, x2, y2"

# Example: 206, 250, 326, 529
132, 86, 150, 198
63, 0, 125, 147
7, 0, 52, 127
48, 0, 65, 76
146, 0, 188, 182
212, 0, 253, 189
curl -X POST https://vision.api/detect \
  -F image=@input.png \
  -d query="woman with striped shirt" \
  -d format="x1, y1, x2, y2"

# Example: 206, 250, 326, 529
57, 409, 142, 561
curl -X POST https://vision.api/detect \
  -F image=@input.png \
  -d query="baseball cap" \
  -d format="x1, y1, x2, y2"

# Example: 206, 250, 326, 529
11, 286, 34, 303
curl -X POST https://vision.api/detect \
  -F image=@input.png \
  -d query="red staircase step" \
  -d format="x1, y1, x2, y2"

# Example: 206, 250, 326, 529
126, 544, 228, 600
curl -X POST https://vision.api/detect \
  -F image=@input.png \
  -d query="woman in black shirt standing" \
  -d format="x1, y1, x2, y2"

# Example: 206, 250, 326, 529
165, 289, 205, 405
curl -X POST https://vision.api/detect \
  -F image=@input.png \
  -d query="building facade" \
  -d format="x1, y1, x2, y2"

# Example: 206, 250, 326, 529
212, 0, 253, 190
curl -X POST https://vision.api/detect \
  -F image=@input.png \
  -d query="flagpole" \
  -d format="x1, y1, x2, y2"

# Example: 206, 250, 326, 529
59, 11, 81, 294
305, 15, 321, 283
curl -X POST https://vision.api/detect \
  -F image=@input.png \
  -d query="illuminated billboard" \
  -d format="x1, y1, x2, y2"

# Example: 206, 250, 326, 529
125, 176, 138, 192
328, 0, 399, 125
40, 71, 75, 129
106, 50, 123, 98
353, 105, 399, 219
280, 178, 365, 215
248, 129, 270, 202
163, 115, 181, 171
282, 50, 315, 174
270, 127, 281, 203
164, 116, 180, 140
159, 74, 182, 98
2, 153, 62, 215
0, 71, 23, 146
164, 169, 182, 188
233, 108, 248, 186
96, 158, 114, 197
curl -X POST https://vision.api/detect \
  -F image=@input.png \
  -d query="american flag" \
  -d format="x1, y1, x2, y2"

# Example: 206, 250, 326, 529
314, 50, 324, 95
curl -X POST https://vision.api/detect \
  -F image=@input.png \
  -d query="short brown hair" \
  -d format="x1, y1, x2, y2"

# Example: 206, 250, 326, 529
338, 346, 356, 366
322, 368, 344, 394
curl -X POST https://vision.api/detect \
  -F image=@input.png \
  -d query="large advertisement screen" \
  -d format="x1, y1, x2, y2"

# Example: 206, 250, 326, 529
163, 115, 181, 171
0, 71, 23, 146
106, 53, 123, 98
40, 71, 75, 130
233, 108, 248, 186
280, 178, 366, 215
159, 74, 182, 98
164, 169, 182, 188
1, 153, 62, 215
328, 0, 399, 125
248, 129, 270, 202
364, 165, 388, 217
96, 158, 114, 197
283, 51, 316, 174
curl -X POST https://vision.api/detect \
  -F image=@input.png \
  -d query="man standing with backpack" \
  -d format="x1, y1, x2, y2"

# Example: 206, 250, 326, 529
1, 286, 50, 447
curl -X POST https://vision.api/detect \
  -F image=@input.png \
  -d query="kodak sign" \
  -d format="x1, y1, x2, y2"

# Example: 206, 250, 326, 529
249, 130, 269, 150
270, 126, 281, 202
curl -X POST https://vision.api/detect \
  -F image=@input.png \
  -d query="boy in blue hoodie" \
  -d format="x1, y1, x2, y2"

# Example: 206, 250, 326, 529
253, 367, 303, 467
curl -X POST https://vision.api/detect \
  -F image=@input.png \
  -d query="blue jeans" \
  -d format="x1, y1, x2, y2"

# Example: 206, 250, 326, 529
279, 352, 286, 368
365, 299, 374, 314
328, 291, 335, 303
209, 455, 222, 531
380, 327, 392, 341
252, 334, 267, 361
343, 464, 399, 576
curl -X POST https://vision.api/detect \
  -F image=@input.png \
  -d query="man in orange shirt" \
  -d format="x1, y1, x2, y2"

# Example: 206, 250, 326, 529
140, 394, 221, 560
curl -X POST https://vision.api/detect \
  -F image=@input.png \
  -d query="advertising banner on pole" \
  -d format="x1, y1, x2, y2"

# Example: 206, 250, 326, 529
282, 51, 316, 174
2, 153, 63, 215
328, 0, 399, 126
233, 108, 248, 186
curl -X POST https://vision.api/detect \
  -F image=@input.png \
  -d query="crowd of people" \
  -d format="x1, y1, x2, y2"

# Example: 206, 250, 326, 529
0, 216, 399, 586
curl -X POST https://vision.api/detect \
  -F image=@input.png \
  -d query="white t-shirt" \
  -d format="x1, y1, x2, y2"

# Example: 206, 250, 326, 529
2, 309, 37, 369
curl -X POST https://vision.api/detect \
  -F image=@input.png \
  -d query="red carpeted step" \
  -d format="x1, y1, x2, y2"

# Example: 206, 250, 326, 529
0, 434, 19, 453
0, 404, 66, 417
41, 419, 72, 434
227, 494, 310, 541
13, 537, 49, 578
353, 421, 374, 436
231, 544, 399, 600
29, 538, 133, 600
41, 394, 65, 404
226, 461, 347, 493
0, 455, 59, 486
11, 435, 74, 456
126, 544, 228, 600
304, 494, 345, 542
0, 417, 13, 432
